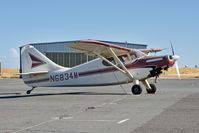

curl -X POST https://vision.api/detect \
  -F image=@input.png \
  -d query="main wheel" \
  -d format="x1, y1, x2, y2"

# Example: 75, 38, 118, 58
146, 84, 157, 94
131, 85, 142, 95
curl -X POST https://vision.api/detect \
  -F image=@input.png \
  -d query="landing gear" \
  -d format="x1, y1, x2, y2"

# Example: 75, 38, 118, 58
146, 84, 156, 94
26, 87, 35, 94
131, 85, 142, 95
141, 79, 157, 94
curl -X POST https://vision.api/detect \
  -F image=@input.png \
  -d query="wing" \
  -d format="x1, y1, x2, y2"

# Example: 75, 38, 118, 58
67, 40, 132, 58
67, 40, 135, 80
140, 48, 162, 54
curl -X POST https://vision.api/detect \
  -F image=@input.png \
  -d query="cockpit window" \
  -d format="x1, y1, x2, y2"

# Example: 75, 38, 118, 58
102, 54, 130, 66
118, 55, 130, 63
131, 49, 146, 60
102, 50, 146, 66
102, 57, 116, 66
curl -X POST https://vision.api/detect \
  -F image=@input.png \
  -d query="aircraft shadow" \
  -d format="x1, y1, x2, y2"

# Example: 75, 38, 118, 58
0, 93, 21, 95
0, 92, 128, 99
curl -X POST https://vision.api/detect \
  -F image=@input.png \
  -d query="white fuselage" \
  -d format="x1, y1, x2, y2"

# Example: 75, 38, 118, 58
23, 58, 152, 87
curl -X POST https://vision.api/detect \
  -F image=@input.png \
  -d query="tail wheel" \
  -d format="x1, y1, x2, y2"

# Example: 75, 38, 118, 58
146, 84, 156, 94
131, 85, 142, 95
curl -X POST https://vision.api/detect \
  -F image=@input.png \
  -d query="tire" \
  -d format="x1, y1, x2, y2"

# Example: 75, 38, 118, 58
146, 84, 156, 94
131, 85, 142, 95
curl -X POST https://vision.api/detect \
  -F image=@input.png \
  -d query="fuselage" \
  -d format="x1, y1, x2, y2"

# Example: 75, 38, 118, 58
23, 55, 173, 87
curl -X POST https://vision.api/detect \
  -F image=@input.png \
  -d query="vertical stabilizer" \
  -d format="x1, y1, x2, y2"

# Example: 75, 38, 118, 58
21, 45, 64, 73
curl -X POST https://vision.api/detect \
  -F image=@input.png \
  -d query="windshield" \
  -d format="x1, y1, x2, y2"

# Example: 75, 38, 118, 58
102, 49, 146, 66
130, 49, 146, 60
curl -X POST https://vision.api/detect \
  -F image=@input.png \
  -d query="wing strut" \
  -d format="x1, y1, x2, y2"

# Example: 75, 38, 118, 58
108, 48, 134, 80
93, 52, 126, 74
94, 48, 135, 81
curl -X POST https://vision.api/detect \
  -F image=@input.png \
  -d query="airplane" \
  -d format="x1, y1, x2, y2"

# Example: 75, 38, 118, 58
20, 40, 180, 95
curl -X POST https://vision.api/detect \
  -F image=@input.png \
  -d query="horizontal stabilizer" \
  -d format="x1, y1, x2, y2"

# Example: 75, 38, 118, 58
17, 71, 48, 76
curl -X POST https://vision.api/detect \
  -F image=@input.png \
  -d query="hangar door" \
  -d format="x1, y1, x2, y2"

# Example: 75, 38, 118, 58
46, 52, 95, 67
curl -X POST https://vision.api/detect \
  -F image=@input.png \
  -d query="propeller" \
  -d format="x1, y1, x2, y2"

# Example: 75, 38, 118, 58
170, 42, 181, 79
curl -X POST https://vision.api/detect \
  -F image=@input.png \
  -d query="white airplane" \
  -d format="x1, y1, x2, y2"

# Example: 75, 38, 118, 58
20, 40, 180, 95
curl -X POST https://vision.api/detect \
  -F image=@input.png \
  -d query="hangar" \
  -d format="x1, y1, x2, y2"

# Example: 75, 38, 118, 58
19, 40, 147, 73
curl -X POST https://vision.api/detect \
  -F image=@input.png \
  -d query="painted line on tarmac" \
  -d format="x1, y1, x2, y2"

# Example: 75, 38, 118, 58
109, 95, 127, 105
12, 119, 56, 133
117, 118, 130, 124
13, 116, 73, 133
13, 96, 128, 132
61, 119, 116, 122
95, 102, 107, 108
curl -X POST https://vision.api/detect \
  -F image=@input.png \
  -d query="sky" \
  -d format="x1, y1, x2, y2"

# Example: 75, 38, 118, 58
0, 0, 199, 68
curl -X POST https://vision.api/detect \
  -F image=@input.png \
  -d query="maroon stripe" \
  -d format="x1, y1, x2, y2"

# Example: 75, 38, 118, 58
79, 56, 167, 77
29, 53, 46, 68
79, 65, 155, 77
79, 67, 115, 76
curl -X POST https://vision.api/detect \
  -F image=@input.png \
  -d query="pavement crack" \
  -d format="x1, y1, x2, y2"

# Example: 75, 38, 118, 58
85, 106, 96, 111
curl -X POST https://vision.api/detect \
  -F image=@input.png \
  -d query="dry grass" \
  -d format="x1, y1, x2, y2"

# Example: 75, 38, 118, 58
0, 68, 19, 78
162, 68, 199, 78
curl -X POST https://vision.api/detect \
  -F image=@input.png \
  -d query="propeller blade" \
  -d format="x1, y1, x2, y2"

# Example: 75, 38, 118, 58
169, 41, 180, 79
170, 41, 175, 55
175, 61, 181, 79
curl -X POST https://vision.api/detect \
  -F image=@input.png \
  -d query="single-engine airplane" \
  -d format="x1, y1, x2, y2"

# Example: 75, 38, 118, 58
20, 40, 180, 95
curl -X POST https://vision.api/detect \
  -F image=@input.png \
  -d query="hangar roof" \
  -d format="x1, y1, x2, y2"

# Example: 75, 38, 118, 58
20, 39, 147, 48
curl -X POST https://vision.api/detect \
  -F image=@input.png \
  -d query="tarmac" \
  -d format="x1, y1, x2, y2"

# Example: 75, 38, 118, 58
0, 78, 199, 133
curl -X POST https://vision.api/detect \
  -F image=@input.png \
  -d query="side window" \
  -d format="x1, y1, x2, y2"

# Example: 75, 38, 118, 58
131, 54, 137, 60
102, 54, 130, 66
102, 57, 116, 66
118, 55, 130, 63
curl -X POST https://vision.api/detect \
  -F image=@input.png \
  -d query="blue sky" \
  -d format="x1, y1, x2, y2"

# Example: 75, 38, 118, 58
0, 0, 198, 68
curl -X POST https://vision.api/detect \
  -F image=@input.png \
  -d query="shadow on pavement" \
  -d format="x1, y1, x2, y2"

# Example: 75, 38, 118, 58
0, 91, 129, 99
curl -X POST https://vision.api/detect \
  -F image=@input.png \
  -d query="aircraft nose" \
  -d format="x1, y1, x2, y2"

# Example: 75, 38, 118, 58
167, 54, 180, 67
167, 55, 175, 67
172, 55, 180, 61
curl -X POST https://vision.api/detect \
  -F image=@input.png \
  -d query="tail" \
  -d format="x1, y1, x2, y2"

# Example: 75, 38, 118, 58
21, 45, 64, 73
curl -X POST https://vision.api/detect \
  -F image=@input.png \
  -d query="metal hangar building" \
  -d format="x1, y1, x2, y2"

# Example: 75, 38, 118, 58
19, 40, 147, 72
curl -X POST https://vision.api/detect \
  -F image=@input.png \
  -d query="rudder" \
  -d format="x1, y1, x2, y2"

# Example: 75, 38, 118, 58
21, 45, 64, 73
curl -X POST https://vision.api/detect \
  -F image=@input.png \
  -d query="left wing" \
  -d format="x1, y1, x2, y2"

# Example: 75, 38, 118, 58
67, 40, 132, 58
67, 40, 135, 81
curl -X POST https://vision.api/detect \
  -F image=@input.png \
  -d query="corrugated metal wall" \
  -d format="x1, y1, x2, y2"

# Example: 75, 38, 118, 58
31, 41, 76, 54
